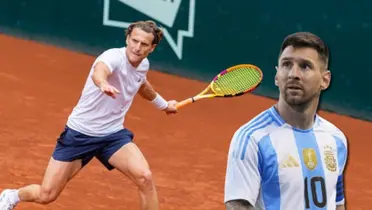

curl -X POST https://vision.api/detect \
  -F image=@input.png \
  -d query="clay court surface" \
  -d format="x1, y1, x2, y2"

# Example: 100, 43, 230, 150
0, 34, 371, 209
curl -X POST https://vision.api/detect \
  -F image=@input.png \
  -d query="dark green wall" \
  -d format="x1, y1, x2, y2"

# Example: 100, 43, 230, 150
1, 0, 371, 121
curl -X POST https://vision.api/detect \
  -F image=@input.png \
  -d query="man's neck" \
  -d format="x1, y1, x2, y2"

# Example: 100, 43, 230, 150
125, 49, 141, 68
129, 60, 140, 68
275, 97, 319, 130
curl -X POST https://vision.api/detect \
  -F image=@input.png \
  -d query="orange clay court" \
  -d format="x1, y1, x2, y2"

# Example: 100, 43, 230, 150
0, 34, 371, 210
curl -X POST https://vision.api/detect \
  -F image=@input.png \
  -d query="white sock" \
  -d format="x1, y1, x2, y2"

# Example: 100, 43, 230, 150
7, 189, 20, 204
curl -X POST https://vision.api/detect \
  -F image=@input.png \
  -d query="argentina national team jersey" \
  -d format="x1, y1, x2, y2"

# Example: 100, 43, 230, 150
224, 106, 348, 210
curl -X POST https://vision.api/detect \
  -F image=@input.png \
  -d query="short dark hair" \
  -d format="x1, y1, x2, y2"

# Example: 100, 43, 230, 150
279, 32, 329, 68
125, 20, 163, 45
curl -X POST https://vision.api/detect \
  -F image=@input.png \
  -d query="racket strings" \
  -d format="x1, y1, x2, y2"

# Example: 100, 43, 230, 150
212, 66, 262, 95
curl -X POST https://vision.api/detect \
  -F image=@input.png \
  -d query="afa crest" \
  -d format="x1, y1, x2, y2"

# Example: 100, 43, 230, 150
324, 145, 337, 172
302, 148, 317, 171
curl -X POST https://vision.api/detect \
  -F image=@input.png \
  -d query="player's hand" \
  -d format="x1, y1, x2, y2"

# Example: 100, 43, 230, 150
164, 100, 178, 115
100, 83, 120, 99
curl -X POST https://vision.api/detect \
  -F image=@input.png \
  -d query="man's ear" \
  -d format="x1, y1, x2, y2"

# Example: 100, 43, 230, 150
275, 66, 279, 87
321, 70, 331, 90
149, 44, 156, 53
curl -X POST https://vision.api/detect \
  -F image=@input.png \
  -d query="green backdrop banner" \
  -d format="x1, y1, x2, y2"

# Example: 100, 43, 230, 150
1, 0, 371, 121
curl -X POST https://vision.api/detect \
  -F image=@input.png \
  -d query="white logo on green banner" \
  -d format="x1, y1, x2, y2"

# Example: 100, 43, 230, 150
103, 0, 195, 60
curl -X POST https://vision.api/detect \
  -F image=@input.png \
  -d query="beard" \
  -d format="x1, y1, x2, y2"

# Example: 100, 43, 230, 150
283, 88, 320, 107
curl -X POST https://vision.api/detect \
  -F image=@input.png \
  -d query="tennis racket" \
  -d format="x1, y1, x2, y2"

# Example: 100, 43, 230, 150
175, 64, 263, 109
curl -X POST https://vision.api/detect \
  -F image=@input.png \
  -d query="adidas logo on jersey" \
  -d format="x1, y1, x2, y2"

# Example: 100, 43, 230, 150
280, 155, 300, 168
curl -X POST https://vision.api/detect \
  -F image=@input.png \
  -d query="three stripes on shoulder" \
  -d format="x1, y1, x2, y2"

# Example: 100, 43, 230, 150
280, 155, 300, 168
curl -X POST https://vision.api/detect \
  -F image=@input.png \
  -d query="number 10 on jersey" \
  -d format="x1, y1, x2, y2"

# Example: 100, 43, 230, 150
304, 176, 327, 208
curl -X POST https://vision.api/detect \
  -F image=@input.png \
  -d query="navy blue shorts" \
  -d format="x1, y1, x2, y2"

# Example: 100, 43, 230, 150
52, 126, 134, 170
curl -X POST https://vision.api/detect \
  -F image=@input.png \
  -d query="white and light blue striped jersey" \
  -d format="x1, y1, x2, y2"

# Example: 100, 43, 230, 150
224, 106, 348, 210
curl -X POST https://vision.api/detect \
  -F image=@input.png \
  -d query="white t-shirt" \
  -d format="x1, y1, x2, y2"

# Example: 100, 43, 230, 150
66, 47, 149, 136
224, 106, 348, 209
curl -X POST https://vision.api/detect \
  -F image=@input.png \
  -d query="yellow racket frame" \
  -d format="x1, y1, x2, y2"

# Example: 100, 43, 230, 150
175, 64, 263, 109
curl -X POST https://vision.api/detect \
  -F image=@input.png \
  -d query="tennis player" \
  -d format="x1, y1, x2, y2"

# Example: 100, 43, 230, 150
224, 32, 348, 210
0, 20, 177, 210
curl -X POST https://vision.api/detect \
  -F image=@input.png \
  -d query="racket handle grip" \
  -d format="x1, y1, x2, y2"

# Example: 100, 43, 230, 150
175, 98, 194, 109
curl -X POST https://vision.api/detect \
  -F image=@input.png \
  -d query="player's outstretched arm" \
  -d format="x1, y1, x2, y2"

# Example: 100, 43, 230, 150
138, 80, 178, 114
225, 199, 254, 210
92, 61, 120, 98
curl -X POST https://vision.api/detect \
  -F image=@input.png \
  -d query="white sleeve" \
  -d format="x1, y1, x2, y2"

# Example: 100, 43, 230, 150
224, 130, 261, 206
94, 49, 123, 73
335, 133, 348, 206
